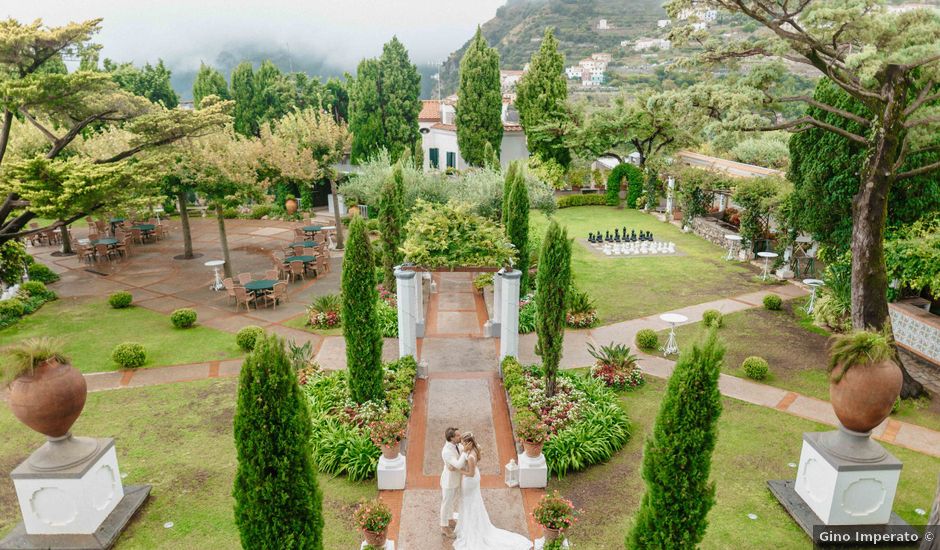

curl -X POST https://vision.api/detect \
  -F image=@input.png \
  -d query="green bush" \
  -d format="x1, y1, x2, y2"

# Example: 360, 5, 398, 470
742, 356, 770, 380
248, 204, 273, 219
606, 163, 643, 207
221, 207, 241, 219
763, 294, 782, 311
27, 262, 59, 283
518, 297, 537, 333
0, 298, 26, 319
108, 291, 133, 309
701, 309, 723, 328
170, 308, 197, 328
20, 281, 53, 300
556, 194, 608, 208
111, 343, 147, 368
375, 299, 398, 338
236, 326, 266, 352
635, 328, 659, 351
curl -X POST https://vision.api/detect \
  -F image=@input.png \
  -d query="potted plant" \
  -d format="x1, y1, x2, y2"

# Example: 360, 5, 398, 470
515, 410, 548, 458
533, 490, 578, 542
284, 194, 298, 215
355, 497, 392, 547
369, 412, 407, 459
827, 330, 902, 433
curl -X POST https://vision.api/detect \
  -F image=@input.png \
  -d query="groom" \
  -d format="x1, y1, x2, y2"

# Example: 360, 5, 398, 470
440, 426, 465, 539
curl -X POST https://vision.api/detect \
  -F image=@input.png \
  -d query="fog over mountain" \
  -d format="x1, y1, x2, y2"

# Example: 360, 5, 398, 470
2, 0, 505, 96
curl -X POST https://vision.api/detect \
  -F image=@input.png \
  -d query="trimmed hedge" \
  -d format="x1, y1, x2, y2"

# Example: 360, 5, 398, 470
236, 326, 266, 352
170, 308, 197, 328
108, 291, 133, 309
0, 284, 57, 329
0, 298, 26, 319
606, 163, 643, 207
112, 342, 147, 368
27, 262, 59, 283
763, 294, 782, 311
556, 193, 607, 209
742, 356, 770, 380
702, 309, 723, 328
635, 328, 659, 351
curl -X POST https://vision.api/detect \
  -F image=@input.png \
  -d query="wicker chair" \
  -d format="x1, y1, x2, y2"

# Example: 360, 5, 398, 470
222, 278, 237, 303
264, 269, 278, 280
76, 245, 93, 264
233, 286, 255, 312
313, 254, 328, 278
261, 282, 289, 310
292, 245, 304, 257
289, 260, 305, 282
95, 243, 115, 262
237, 272, 253, 285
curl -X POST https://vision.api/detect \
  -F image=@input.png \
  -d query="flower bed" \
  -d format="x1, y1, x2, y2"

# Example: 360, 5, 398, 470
305, 291, 398, 337
502, 357, 631, 477
302, 355, 416, 481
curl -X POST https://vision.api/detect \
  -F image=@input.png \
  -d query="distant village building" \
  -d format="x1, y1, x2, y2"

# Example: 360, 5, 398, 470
565, 53, 610, 86
678, 8, 718, 21
634, 38, 671, 52
499, 69, 526, 92
887, 3, 940, 13
597, 18, 610, 30
178, 100, 195, 111
657, 19, 671, 28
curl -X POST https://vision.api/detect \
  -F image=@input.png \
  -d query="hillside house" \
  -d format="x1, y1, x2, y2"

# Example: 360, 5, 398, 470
634, 38, 671, 52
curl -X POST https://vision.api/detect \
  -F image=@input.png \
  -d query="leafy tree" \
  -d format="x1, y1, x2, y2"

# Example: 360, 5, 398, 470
535, 220, 571, 397
233, 334, 324, 549
253, 61, 291, 128
505, 167, 530, 292
230, 62, 258, 137
342, 216, 384, 403
456, 28, 503, 167
378, 37, 422, 162
516, 28, 569, 168
104, 58, 179, 108
379, 163, 406, 290
192, 63, 229, 108
628, 331, 723, 549
501, 161, 519, 225
325, 77, 349, 123
349, 58, 384, 163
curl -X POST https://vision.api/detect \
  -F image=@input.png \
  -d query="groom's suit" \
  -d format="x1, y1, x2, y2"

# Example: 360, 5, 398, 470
440, 441, 466, 527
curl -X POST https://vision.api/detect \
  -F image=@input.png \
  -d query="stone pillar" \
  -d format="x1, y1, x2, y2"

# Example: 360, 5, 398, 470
718, 193, 727, 212
415, 272, 426, 338
485, 270, 503, 338
499, 269, 521, 362
665, 176, 675, 218
395, 267, 417, 359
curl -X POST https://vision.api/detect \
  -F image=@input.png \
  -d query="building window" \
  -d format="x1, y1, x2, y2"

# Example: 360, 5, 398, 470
429, 148, 439, 169
446, 152, 457, 169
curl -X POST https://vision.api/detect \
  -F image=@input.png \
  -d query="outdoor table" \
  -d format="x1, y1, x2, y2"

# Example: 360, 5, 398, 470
285, 254, 316, 274
90, 238, 118, 247
244, 279, 277, 294
301, 225, 322, 236
757, 251, 778, 281
724, 234, 743, 261
109, 218, 125, 233
288, 241, 316, 248
803, 278, 825, 314
132, 224, 156, 242
659, 313, 688, 356
205, 260, 225, 291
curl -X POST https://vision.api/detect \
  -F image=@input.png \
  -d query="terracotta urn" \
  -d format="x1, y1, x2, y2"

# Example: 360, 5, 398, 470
543, 526, 561, 542
381, 441, 401, 460
8, 357, 87, 438
363, 528, 387, 547
348, 204, 361, 216
284, 197, 298, 215
523, 440, 543, 458
829, 359, 902, 432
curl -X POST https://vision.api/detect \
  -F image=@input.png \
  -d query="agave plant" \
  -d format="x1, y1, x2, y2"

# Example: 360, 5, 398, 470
587, 342, 638, 369
827, 330, 893, 382
1, 337, 67, 386
566, 287, 596, 315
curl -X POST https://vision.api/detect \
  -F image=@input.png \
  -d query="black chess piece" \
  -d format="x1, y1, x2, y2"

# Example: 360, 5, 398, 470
605, 231, 611, 242
614, 229, 620, 242
622, 226, 627, 239
631, 230, 637, 242
588, 232, 594, 243
648, 231, 654, 242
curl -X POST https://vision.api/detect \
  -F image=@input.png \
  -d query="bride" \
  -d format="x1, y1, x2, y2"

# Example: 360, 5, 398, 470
453, 433, 533, 550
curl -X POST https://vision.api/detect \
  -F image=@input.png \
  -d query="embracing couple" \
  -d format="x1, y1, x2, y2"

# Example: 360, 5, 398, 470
440, 427, 532, 550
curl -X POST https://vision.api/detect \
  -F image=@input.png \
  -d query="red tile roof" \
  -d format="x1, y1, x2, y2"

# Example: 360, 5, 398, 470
419, 100, 442, 122
431, 122, 524, 133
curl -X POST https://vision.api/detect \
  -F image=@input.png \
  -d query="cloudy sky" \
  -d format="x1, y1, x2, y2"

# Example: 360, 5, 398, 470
3, 0, 505, 74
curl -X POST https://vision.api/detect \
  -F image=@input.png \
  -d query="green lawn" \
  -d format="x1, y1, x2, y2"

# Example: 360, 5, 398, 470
551, 376, 940, 549
532, 207, 763, 323
0, 378, 373, 549
656, 297, 940, 431
0, 297, 242, 373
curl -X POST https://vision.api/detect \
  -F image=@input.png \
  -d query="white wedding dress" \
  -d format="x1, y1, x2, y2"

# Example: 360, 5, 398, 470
453, 455, 532, 550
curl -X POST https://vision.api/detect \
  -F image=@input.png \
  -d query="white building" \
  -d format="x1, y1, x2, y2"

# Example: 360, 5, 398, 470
597, 18, 610, 30
887, 3, 940, 13
566, 54, 609, 85
565, 66, 583, 79
418, 97, 529, 172
500, 69, 526, 92
591, 52, 612, 63
657, 19, 671, 28
634, 38, 671, 52
677, 8, 719, 22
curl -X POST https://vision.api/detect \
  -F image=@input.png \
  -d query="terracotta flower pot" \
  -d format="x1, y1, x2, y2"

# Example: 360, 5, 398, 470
8, 358, 87, 438
543, 526, 562, 542
523, 440, 543, 458
381, 441, 401, 460
363, 528, 387, 547
348, 205, 360, 216
285, 198, 298, 215
829, 359, 902, 432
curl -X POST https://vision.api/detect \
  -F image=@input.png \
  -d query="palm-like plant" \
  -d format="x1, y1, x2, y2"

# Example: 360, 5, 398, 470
587, 342, 638, 369
1, 337, 67, 386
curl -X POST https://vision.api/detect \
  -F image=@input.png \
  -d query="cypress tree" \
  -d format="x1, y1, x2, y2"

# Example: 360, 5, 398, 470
230, 62, 258, 137
253, 60, 290, 127
501, 161, 519, 225
483, 141, 501, 171
192, 63, 229, 108
516, 28, 570, 168
505, 168, 530, 292
534, 220, 570, 397
349, 58, 385, 163
378, 36, 422, 162
379, 163, 406, 290
627, 331, 724, 549
233, 334, 323, 549
342, 216, 385, 403
456, 27, 503, 167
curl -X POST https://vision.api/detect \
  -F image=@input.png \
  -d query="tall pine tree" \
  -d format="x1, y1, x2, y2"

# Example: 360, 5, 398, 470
501, 161, 518, 225
349, 58, 385, 163
192, 63, 229, 108
516, 28, 570, 168
233, 334, 323, 549
456, 27, 503, 167
253, 60, 290, 128
378, 37, 422, 161
535, 220, 570, 397
505, 167, 530, 292
379, 163, 406, 290
627, 331, 724, 549
230, 62, 258, 137
342, 216, 385, 403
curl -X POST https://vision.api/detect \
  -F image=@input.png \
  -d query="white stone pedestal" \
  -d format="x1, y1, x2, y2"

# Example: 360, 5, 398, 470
498, 270, 521, 362
361, 540, 395, 549
518, 453, 547, 489
377, 454, 406, 490
534, 537, 569, 549
776, 267, 795, 280
794, 431, 902, 525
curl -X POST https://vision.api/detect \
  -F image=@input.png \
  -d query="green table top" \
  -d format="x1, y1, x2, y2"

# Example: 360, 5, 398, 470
132, 224, 155, 231
90, 238, 118, 246
284, 255, 316, 264
288, 241, 316, 248
244, 279, 277, 291
302, 225, 322, 232
109, 218, 125, 223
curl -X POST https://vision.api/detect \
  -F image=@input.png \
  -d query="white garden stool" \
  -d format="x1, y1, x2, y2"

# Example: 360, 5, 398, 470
724, 234, 742, 261
659, 313, 688, 356
204, 259, 225, 291
757, 251, 778, 281
803, 278, 824, 314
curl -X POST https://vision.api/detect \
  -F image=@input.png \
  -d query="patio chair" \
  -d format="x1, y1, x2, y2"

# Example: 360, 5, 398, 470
156, 224, 169, 240
293, 228, 306, 239
233, 286, 255, 312
264, 269, 278, 280
314, 231, 327, 245
261, 282, 288, 310
273, 258, 290, 280
237, 272, 253, 285
76, 245, 93, 264
88, 232, 100, 242
222, 278, 237, 303
115, 237, 130, 258
313, 254, 328, 278
95, 243, 115, 262
293, 245, 304, 256
302, 247, 316, 256
130, 228, 144, 245
289, 260, 305, 282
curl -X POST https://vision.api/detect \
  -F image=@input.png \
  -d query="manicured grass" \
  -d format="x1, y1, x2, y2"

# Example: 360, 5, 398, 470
0, 297, 242, 373
551, 377, 940, 549
282, 314, 342, 336
656, 297, 940, 431
531, 207, 763, 323
0, 378, 373, 549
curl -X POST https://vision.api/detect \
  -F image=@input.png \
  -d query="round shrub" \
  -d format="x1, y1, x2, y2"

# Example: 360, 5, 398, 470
763, 294, 782, 311
111, 343, 146, 368
742, 356, 769, 380
236, 326, 265, 352
636, 328, 659, 351
702, 309, 722, 328
0, 298, 26, 319
170, 308, 197, 328
27, 262, 59, 283
20, 281, 51, 299
108, 291, 133, 309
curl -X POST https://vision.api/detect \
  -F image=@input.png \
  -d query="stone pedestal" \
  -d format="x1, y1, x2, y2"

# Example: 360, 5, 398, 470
361, 540, 395, 549
518, 453, 547, 489
415, 273, 426, 338
377, 454, 406, 490
776, 267, 795, 280
395, 268, 417, 359
498, 270, 521, 362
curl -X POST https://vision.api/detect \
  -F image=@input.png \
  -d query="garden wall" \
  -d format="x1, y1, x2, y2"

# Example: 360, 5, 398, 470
691, 216, 738, 247
890, 301, 940, 367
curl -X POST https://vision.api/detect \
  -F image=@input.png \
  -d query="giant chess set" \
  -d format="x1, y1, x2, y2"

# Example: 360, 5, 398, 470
585, 227, 677, 257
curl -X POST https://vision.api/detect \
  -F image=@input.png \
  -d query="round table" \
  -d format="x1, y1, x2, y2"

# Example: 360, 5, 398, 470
302, 225, 322, 236
288, 241, 316, 248
109, 218, 125, 233
244, 279, 277, 294
285, 255, 316, 274
90, 238, 118, 246
757, 251, 779, 281
204, 260, 226, 291
802, 278, 825, 314
724, 234, 743, 261
659, 313, 688, 356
